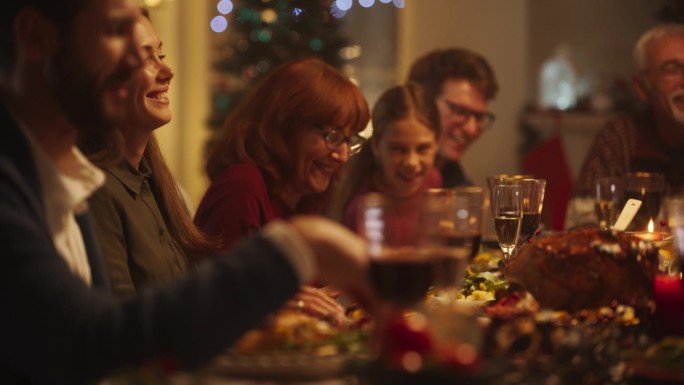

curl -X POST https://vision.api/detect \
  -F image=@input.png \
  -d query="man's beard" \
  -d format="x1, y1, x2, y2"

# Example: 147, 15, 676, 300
46, 47, 128, 163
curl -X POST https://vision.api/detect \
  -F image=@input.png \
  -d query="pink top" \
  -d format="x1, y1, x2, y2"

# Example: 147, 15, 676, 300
342, 168, 442, 233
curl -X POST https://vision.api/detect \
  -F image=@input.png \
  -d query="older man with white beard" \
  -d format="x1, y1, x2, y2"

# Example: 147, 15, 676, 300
567, 24, 684, 227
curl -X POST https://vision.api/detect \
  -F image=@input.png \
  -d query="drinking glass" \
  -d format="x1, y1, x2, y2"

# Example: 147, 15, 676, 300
419, 187, 484, 302
653, 197, 684, 338
358, 193, 433, 308
594, 176, 623, 230
665, 197, 684, 275
492, 184, 523, 260
624, 172, 665, 231
489, 177, 545, 245
518, 179, 546, 244
486, 174, 532, 215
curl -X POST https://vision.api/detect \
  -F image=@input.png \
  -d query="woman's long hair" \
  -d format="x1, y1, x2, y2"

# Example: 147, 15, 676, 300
144, 135, 217, 257
205, 57, 370, 211
328, 82, 441, 222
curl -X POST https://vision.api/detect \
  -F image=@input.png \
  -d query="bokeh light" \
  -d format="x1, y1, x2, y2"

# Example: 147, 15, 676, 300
379, 0, 392, 3
335, 0, 353, 12
210, 15, 228, 33
261, 8, 277, 23
392, 0, 405, 8
340, 45, 362, 60
309, 38, 324, 51
143, 0, 163, 7
330, 3, 347, 18
217, 0, 234, 15
359, 0, 375, 8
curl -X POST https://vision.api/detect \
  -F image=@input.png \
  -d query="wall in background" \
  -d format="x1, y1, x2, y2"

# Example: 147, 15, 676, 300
150, 0, 211, 207
398, 0, 529, 188
149, 0, 667, 207
528, 0, 661, 106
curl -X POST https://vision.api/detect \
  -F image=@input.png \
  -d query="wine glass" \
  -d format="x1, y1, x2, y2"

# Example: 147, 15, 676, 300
594, 176, 623, 230
358, 193, 433, 309
518, 178, 546, 244
492, 184, 523, 260
489, 177, 545, 245
624, 172, 665, 231
665, 197, 684, 275
419, 187, 484, 303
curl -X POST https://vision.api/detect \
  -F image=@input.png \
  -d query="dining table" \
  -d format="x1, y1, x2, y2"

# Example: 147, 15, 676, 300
108, 238, 684, 385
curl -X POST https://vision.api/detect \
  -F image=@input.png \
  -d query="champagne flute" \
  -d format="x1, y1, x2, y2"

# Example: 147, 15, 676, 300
486, 174, 532, 216
594, 176, 622, 230
492, 184, 523, 260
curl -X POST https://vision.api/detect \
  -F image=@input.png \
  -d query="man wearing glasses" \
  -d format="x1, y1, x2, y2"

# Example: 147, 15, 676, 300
407, 48, 499, 187
572, 24, 684, 202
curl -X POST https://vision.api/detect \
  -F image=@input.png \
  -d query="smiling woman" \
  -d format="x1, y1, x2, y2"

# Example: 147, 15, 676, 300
195, 57, 369, 250
194, 57, 369, 323
80, 9, 216, 299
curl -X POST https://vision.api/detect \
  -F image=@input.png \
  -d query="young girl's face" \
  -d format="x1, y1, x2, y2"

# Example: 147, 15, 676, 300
372, 117, 438, 198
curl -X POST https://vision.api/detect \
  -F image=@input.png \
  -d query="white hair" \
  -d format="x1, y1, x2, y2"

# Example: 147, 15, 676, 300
633, 23, 684, 71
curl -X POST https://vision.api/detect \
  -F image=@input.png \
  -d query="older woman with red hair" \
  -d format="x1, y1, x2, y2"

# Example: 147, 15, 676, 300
195, 57, 370, 322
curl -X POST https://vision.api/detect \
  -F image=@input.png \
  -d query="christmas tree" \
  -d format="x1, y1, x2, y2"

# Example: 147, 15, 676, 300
209, 0, 350, 129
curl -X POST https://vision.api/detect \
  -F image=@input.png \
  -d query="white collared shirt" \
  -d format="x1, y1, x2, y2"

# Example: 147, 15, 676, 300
21, 128, 105, 286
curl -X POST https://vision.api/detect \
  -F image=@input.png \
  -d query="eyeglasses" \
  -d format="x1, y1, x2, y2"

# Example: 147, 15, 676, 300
647, 60, 684, 82
315, 125, 366, 155
439, 98, 496, 129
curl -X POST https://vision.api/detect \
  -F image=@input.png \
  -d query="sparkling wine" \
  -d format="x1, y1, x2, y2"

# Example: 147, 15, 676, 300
495, 214, 522, 249
624, 190, 662, 230
594, 200, 616, 229
519, 212, 541, 243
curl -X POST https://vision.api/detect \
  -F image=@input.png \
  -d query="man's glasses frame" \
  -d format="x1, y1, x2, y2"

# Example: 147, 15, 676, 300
439, 98, 496, 129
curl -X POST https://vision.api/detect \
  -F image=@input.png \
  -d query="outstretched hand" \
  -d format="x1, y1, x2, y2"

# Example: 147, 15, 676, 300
287, 216, 377, 315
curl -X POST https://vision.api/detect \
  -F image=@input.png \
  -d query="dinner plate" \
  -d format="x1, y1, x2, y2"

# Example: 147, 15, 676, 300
205, 350, 369, 381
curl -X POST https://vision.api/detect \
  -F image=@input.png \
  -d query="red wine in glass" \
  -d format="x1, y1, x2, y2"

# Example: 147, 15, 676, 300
519, 212, 541, 244
369, 250, 435, 307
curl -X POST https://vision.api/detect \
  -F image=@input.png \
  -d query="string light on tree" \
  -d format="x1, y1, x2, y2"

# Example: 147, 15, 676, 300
217, 0, 234, 14
335, 0, 353, 11
207, 0, 404, 130
211, 15, 228, 33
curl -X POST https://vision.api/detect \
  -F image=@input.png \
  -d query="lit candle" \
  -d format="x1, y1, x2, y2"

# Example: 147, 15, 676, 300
652, 274, 684, 338
627, 220, 669, 242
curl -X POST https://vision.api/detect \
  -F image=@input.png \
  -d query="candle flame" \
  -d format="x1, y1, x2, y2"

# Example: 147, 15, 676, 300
648, 219, 654, 233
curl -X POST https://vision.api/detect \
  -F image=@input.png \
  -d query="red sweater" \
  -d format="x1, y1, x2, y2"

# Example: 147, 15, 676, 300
195, 163, 295, 251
